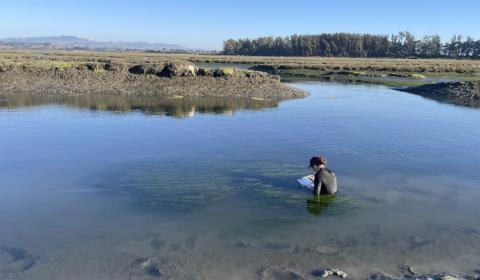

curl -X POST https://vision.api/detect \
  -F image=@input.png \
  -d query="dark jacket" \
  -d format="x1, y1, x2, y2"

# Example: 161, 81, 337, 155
314, 168, 337, 195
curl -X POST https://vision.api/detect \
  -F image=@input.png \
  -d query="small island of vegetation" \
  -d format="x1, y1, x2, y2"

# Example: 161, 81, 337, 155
0, 51, 307, 100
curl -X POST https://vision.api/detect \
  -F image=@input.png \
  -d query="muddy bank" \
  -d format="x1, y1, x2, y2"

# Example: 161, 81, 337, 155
398, 81, 480, 107
0, 61, 307, 99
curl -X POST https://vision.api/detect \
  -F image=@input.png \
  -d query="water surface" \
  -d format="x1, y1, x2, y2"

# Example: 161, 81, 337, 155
1, 82, 479, 279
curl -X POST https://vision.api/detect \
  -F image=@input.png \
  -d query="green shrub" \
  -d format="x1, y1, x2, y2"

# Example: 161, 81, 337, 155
196, 68, 211, 76
221, 67, 235, 75
410, 73, 426, 79
54, 62, 74, 71
213, 67, 235, 77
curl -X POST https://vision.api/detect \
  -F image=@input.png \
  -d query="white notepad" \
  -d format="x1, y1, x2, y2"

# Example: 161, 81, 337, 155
297, 176, 314, 189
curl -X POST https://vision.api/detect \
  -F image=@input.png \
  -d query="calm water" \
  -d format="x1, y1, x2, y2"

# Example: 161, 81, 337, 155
1, 82, 480, 280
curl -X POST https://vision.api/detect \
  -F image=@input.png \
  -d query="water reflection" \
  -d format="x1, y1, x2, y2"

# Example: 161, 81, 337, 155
0, 93, 280, 117
306, 194, 336, 216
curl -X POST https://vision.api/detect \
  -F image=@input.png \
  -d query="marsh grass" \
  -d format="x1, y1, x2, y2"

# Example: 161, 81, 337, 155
1, 50, 478, 87
52, 61, 76, 71
2, 50, 480, 74
410, 74, 427, 79
220, 67, 235, 75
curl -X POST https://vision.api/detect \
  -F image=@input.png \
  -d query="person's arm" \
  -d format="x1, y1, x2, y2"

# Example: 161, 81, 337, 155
313, 173, 322, 195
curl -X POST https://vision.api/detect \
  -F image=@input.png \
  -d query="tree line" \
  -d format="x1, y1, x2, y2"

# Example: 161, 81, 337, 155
223, 32, 480, 58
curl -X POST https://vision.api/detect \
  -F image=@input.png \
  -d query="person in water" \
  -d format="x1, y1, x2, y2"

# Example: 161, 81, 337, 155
308, 156, 337, 195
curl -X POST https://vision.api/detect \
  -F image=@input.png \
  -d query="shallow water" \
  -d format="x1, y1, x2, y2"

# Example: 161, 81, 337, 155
1, 82, 480, 279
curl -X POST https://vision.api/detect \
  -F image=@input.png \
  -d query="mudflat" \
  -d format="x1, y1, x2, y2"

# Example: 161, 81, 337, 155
398, 81, 480, 107
0, 50, 306, 99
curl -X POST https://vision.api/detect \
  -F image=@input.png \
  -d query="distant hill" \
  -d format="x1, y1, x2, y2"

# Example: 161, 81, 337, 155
0, 35, 188, 51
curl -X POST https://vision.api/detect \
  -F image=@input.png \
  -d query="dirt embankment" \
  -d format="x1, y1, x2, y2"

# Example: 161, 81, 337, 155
398, 81, 480, 107
0, 61, 307, 99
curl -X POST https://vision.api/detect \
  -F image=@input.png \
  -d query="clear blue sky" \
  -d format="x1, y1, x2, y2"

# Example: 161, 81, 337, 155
1, 0, 479, 50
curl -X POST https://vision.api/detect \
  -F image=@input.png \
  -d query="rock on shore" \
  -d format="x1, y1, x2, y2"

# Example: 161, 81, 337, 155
0, 61, 307, 99
398, 81, 480, 107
